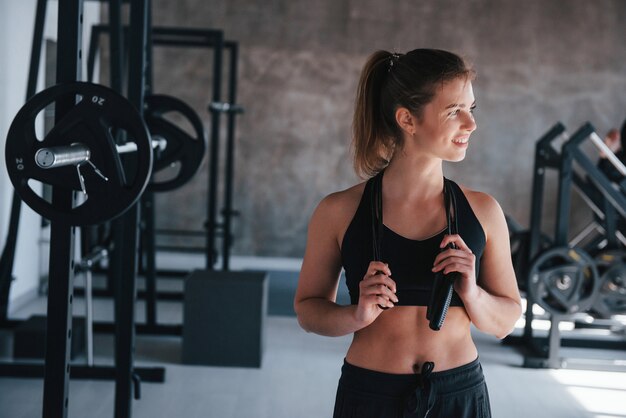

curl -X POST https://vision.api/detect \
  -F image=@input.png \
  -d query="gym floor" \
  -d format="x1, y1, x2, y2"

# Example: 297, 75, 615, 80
0, 260, 625, 418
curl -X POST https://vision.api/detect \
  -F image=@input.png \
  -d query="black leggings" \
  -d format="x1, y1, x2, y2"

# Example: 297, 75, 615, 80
333, 357, 491, 418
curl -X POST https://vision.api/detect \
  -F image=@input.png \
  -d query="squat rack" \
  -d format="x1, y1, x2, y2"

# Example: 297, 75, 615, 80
0, 1, 166, 417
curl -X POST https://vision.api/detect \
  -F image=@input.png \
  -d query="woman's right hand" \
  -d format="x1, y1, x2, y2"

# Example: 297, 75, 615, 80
355, 261, 398, 325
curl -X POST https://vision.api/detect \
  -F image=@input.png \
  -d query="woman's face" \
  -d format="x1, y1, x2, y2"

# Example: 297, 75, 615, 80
412, 77, 477, 162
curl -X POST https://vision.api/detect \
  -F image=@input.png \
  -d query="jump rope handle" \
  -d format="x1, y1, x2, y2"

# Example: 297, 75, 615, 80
426, 180, 459, 331
370, 173, 390, 310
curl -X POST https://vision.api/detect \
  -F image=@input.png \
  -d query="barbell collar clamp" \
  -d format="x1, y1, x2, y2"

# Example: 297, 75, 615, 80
208, 102, 245, 114
36, 139, 167, 170
35, 143, 91, 169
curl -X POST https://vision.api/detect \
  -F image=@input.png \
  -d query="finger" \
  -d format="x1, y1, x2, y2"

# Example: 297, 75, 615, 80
372, 295, 395, 309
371, 283, 399, 302
432, 256, 474, 273
367, 261, 392, 277
362, 293, 394, 309
437, 261, 472, 276
362, 283, 397, 301
432, 248, 475, 266
363, 274, 397, 294
439, 234, 472, 253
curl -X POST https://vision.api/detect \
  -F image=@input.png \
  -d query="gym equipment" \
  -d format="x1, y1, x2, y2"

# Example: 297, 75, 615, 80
82, 24, 226, 337
5, 81, 153, 226
593, 250, 626, 317
527, 246, 600, 316
505, 122, 626, 372
0, 1, 167, 418
182, 270, 268, 368
144, 94, 207, 192
87, 25, 243, 270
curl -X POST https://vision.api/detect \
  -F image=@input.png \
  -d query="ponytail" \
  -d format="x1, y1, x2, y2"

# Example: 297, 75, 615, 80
352, 50, 398, 178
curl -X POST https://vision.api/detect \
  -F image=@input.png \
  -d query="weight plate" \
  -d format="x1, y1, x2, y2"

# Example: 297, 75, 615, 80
528, 246, 601, 316
592, 250, 626, 317
5, 82, 152, 226
144, 94, 206, 192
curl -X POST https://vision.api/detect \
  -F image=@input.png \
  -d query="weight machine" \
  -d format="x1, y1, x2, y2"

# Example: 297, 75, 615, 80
505, 122, 626, 371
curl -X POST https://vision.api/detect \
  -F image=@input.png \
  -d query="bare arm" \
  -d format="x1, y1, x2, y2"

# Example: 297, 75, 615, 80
294, 192, 397, 337
433, 193, 522, 339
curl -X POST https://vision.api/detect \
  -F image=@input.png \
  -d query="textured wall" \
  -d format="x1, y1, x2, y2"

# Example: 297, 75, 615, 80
144, 0, 626, 257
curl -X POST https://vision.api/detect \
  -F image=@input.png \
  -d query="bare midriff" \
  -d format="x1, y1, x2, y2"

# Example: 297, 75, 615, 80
345, 306, 477, 374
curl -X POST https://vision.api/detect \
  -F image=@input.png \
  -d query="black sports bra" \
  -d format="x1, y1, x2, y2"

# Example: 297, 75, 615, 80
340, 174, 486, 307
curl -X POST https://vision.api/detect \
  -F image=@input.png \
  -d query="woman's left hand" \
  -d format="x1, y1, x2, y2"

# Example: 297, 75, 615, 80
432, 234, 479, 301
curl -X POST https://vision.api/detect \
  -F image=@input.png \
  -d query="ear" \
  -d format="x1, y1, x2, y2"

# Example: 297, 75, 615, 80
395, 107, 416, 136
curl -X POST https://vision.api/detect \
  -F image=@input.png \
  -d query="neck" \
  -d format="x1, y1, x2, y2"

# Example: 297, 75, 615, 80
383, 151, 444, 201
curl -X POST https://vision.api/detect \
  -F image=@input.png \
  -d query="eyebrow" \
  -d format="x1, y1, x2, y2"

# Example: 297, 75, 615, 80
445, 101, 476, 109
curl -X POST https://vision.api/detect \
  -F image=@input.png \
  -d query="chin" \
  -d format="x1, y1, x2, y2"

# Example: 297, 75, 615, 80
445, 152, 467, 163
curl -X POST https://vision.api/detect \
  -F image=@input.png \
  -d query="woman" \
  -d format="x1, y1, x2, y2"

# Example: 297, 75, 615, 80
294, 49, 522, 418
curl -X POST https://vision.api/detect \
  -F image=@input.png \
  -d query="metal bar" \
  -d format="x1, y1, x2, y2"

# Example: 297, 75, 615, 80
89, 24, 228, 49
555, 147, 574, 246
603, 197, 618, 248
42, 1, 83, 416
0, 363, 165, 382
567, 221, 600, 248
572, 172, 605, 220
109, 0, 124, 94
142, 193, 158, 326
86, 25, 100, 82
154, 228, 206, 236
222, 42, 239, 271
34, 139, 165, 169
113, 0, 150, 416
589, 132, 626, 176
145, 1, 153, 95
571, 151, 626, 219
206, 31, 225, 269
93, 322, 183, 336
84, 268, 94, 366
524, 123, 566, 342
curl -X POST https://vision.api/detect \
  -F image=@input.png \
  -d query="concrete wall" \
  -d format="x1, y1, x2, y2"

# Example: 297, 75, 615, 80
146, 0, 626, 257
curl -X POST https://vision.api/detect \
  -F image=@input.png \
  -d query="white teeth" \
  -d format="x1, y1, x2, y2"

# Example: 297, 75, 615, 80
452, 138, 468, 144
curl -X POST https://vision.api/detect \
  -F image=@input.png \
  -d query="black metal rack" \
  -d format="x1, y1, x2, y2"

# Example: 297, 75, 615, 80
0, 1, 166, 418
505, 122, 626, 371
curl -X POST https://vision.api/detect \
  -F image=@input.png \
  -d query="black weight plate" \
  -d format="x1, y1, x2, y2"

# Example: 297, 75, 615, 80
527, 246, 600, 316
143, 94, 206, 192
592, 250, 626, 317
5, 82, 152, 226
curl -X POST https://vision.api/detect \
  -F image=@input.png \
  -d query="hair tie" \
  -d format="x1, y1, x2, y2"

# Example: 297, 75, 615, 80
388, 53, 401, 72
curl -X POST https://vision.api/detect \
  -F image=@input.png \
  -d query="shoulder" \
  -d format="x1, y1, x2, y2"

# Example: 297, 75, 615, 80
457, 184, 503, 216
314, 181, 367, 224
309, 181, 368, 244
456, 183, 506, 240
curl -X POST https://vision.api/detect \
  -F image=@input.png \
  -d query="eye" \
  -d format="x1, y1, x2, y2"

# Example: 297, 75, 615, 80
470, 105, 477, 114
448, 108, 460, 118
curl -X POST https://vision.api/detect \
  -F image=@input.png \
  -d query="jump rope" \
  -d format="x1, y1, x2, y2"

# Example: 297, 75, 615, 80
370, 171, 460, 330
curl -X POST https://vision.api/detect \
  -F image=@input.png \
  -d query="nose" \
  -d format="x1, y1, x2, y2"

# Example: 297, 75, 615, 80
462, 111, 477, 132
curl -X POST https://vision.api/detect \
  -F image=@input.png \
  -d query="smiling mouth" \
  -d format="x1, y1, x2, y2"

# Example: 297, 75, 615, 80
452, 136, 469, 144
